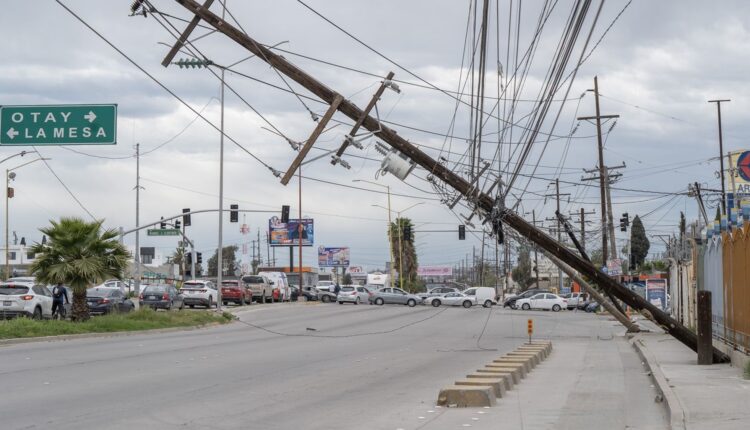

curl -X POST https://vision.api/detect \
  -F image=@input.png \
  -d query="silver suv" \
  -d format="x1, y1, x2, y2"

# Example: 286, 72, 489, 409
241, 275, 273, 303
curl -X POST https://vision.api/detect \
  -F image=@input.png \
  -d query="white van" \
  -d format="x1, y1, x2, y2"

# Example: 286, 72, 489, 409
262, 272, 291, 302
462, 287, 497, 308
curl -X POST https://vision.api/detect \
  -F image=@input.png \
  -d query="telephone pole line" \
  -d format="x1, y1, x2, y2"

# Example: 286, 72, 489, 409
569, 208, 596, 255
578, 76, 619, 267
583, 162, 625, 259
708, 99, 730, 214
168, 1, 727, 361
545, 178, 571, 292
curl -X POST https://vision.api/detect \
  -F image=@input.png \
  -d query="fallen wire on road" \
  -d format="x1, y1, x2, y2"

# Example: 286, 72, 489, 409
234, 308, 449, 338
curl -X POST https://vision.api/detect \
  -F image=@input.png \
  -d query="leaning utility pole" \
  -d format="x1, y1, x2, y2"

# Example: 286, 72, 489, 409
578, 77, 619, 267
134, 143, 142, 297
545, 179, 570, 292
708, 99, 730, 215
170, 0, 727, 362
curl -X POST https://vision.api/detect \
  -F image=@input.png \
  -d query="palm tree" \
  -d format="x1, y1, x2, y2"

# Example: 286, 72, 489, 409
29, 217, 131, 321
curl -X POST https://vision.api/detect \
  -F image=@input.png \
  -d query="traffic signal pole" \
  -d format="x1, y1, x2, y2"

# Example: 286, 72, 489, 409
171, 0, 729, 363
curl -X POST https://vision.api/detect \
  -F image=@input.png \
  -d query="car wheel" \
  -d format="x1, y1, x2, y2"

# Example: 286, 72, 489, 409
355, 297, 360, 305
167, 301, 173, 311
338, 301, 343, 305
462, 300, 472, 308
431, 299, 441, 307
407, 299, 417, 307
32, 306, 43, 320
375, 298, 384, 306
207, 297, 213, 309
552, 304, 561, 312
321, 295, 331, 303
222, 301, 227, 306
522, 303, 531, 310
189, 305, 195, 309
483, 300, 493, 308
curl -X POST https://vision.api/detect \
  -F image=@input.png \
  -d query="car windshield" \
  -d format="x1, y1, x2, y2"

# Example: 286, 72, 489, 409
340, 287, 355, 292
143, 286, 167, 293
87, 289, 115, 297
243, 276, 265, 284
0, 285, 29, 295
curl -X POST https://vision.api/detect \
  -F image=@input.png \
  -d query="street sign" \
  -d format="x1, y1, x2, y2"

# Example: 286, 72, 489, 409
0, 104, 117, 146
147, 229, 180, 236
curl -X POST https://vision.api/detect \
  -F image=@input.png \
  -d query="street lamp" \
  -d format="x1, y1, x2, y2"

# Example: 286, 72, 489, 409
354, 179, 394, 288
372, 201, 424, 291
6, 157, 49, 279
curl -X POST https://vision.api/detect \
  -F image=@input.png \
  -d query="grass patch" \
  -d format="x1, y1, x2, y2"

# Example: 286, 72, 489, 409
0, 308, 234, 340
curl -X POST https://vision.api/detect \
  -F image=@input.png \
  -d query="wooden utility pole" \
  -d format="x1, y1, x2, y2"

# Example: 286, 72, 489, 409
171, 0, 728, 362
708, 99, 730, 215
545, 179, 570, 292
577, 77, 619, 267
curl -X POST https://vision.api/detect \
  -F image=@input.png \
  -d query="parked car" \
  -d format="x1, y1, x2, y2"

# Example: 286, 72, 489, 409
87, 288, 135, 315
417, 286, 459, 301
426, 292, 476, 308
315, 280, 335, 293
318, 289, 338, 303
0, 282, 53, 319
566, 292, 589, 310
242, 275, 273, 303
503, 288, 550, 309
515, 293, 567, 312
94, 279, 129, 295
337, 285, 371, 305
462, 287, 497, 308
298, 285, 318, 301
585, 301, 600, 313
369, 287, 420, 307
180, 280, 216, 308
221, 280, 252, 306
139, 284, 184, 311
262, 272, 291, 302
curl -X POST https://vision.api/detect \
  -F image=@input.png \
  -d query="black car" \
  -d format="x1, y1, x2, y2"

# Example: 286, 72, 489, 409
86, 288, 135, 315
139, 284, 184, 311
290, 285, 319, 302
503, 289, 551, 309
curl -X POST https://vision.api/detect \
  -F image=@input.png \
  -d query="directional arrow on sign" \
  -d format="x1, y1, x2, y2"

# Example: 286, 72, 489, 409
83, 111, 97, 123
6, 127, 19, 140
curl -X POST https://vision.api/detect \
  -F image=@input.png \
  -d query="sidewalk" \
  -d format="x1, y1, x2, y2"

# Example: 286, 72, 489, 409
630, 321, 750, 430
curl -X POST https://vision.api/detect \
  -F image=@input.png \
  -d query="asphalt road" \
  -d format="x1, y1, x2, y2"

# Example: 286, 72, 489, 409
0, 303, 667, 429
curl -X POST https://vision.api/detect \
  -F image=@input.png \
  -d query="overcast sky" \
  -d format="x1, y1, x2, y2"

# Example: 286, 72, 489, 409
1, 0, 748, 272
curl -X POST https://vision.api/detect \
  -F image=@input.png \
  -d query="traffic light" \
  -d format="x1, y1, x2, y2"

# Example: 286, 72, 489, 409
620, 212, 630, 232
186, 252, 192, 265
196, 252, 203, 264
403, 225, 412, 241
160, 217, 166, 229
175, 219, 181, 230
182, 208, 191, 227
230, 204, 239, 223
458, 224, 466, 240
281, 205, 290, 223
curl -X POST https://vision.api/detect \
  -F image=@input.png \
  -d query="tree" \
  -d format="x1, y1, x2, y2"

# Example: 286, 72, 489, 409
29, 218, 130, 321
343, 273, 352, 285
630, 215, 650, 269
208, 245, 239, 277
390, 217, 418, 292
511, 244, 533, 290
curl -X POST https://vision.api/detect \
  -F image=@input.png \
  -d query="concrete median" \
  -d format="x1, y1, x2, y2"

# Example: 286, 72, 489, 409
437, 385, 497, 407
506, 351, 541, 365
492, 357, 532, 373
454, 378, 506, 398
470, 368, 519, 385
517, 345, 549, 358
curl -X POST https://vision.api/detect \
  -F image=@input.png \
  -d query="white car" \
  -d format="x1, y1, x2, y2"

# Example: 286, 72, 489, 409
315, 280, 335, 293
426, 292, 476, 308
462, 286, 497, 308
94, 279, 129, 295
0, 281, 54, 319
336, 285, 371, 305
180, 280, 217, 308
515, 293, 567, 312
262, 272, 291, 302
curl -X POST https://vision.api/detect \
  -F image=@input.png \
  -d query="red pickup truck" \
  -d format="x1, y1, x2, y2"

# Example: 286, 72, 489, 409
220, 280, 252, 306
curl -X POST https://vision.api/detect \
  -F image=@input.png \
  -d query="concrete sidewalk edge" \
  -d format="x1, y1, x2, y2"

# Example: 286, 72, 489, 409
629, 334, 686, 430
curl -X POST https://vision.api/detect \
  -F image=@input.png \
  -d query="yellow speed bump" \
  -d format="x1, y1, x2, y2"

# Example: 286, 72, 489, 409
437, 385, 496, 407
454, 378, 506, 398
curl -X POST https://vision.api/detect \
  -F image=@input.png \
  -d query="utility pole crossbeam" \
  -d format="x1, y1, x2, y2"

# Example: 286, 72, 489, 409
280, 94, 343, 185
171, 0, 728, 362
161, 0, 215, 67
333, 72, 395, 161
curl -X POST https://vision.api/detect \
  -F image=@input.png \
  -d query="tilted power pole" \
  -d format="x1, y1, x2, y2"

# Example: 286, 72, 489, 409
169, 0, 728, 362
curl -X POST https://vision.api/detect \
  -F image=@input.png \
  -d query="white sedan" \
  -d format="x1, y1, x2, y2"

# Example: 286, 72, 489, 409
426, 292, 476, 308
515, 293, 567, 312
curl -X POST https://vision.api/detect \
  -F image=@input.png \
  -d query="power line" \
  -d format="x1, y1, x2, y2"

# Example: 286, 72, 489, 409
32, 147, 97, 221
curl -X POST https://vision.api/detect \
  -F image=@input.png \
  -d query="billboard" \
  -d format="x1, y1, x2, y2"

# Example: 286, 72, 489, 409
417, 266, 453, 276
318, 246, 350, 267
348, 266, 364, 274
645, 279, 668, 311
728, 150, 750, 208
269, 217, 314, 247
606, 259, 623, 276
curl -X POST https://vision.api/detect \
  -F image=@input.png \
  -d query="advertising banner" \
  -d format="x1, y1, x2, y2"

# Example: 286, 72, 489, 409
606, 259, 623, 276
416, 266, 453, 276
269, 217, 314, 247
645, 279, 668, 311
348, 266, 364, 274
728, 150, 750, 208
317, 246, 350, 267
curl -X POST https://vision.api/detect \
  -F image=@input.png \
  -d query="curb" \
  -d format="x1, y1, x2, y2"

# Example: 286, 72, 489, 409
0, 320, 229, 347
629, 334, 686, 430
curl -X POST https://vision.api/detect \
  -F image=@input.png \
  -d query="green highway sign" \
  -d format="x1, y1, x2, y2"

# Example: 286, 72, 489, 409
147, 229, 181, 237
0, 104, 117, 146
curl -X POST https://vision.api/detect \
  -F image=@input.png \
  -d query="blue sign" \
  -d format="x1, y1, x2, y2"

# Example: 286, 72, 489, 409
645, 279, 668, 311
